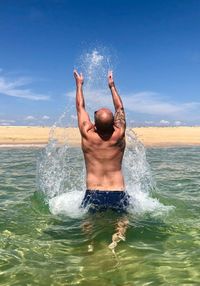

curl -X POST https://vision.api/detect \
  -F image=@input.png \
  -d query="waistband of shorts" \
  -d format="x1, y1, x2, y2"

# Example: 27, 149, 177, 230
86, 189, 126, 194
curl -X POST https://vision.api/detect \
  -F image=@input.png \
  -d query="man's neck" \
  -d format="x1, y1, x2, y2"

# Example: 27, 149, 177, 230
95, 127, 114, 140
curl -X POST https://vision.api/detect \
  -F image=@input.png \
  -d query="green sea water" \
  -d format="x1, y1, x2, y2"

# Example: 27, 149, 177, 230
0, 146, 200, 285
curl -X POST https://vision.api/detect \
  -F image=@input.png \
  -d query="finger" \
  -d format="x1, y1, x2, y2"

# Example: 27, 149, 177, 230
73, 69, 78, 77
108, 70, 113, 78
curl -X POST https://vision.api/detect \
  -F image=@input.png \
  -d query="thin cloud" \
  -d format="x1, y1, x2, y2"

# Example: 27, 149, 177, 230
123, 92, 200, 121
42, 115, 50, 120
123, 92, 181, 115
0, 119, 16, 123
0, 75, 50, 101
0, 119, 16, 126
67, 89, 200, 122
145, 120, 154, 124
160, 120, 170, 125
0, 122, 10, 126
25, 115, 35, 120
174, 120, 183, 126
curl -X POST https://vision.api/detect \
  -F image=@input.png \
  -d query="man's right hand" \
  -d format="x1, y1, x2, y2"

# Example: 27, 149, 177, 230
74, 70, 84, 86
108, 70, 115, 89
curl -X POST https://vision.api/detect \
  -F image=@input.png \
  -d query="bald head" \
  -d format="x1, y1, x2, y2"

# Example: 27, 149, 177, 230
94, 108, 114, 133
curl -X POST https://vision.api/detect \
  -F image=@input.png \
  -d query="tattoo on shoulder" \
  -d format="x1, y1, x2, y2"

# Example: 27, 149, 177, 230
115, 138, 125, 149
114, 108, 126, 127
82, 121, 87, 126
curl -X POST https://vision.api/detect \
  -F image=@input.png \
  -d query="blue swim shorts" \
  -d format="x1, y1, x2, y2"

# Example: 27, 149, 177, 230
81, 190, 130, 213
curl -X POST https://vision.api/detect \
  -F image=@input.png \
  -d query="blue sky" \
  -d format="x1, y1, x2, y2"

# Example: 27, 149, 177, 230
0, 0, 200, 126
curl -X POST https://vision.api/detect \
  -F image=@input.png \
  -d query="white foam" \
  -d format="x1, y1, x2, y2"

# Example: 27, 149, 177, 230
128, 187, 173, 217
49, 191, 86, 218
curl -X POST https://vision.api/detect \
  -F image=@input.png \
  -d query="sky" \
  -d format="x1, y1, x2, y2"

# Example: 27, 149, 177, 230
0, 0, 200, 126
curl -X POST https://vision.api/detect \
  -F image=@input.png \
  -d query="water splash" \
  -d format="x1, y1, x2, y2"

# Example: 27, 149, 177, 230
80, 47, 112, 88
77, 48, 115, 116
67, 48, 113, 126
124, 129, 172, 217
37, 112, 86, 218
37, 47, 172, 218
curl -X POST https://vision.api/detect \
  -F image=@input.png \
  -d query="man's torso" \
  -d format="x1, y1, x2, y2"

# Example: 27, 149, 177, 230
82, 127, 125, 191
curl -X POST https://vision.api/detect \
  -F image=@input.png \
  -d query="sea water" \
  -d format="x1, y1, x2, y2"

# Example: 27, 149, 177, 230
1, 147, 200, 285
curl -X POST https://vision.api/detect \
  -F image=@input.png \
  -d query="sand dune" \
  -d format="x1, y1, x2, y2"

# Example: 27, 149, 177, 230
0, 126, 200, 147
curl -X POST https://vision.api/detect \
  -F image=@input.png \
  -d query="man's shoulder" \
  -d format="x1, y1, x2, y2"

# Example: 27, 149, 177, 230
81, 128, 98, 140
113, 126, 126, 138
79, 124, 95, 138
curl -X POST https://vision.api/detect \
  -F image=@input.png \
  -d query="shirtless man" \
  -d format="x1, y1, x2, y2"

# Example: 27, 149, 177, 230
74, 70, 129, 212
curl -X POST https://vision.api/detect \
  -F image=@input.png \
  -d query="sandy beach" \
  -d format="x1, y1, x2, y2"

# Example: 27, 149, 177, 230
0, 126, 200, 147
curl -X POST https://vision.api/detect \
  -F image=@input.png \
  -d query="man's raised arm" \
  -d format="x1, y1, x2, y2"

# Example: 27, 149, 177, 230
108, 71, 126, 130
74, 70, 85, 110
74, 70, 92, 136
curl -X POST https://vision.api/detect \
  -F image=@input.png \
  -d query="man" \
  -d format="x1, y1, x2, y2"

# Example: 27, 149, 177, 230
74, 70, 129, 213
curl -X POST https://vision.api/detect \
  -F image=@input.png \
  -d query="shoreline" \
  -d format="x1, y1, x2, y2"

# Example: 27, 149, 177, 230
0, 126, 200, 148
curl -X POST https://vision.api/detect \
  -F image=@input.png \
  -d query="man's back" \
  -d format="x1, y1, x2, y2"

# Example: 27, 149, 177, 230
74, 69, 126, 193
82, 128, 126, 190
